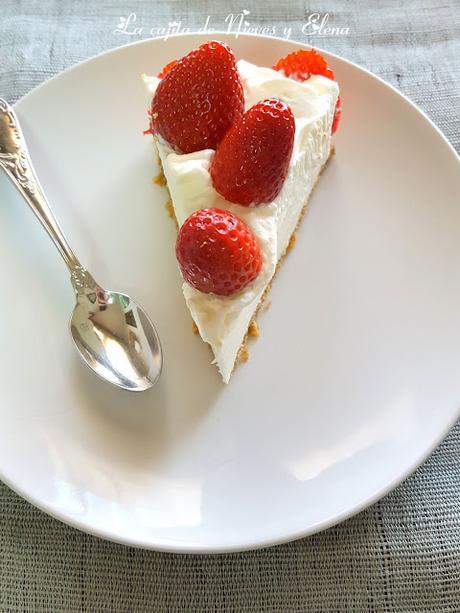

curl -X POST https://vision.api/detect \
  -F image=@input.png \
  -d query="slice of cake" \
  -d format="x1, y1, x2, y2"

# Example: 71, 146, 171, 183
144, 42, 340, 382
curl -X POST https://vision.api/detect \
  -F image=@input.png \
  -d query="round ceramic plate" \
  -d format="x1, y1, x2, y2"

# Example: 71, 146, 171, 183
1, 34, 459, 553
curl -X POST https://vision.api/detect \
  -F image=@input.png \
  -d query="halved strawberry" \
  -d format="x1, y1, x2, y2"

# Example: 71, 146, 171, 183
151, 41, 244, 153
210, 98, 295, 206
273, 49, 341, 133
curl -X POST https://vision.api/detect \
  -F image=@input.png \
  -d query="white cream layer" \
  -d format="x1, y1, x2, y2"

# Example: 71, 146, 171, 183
144, 60, 338, 383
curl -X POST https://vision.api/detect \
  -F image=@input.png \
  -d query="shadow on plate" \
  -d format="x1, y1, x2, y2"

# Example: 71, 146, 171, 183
71, 344, 223, 470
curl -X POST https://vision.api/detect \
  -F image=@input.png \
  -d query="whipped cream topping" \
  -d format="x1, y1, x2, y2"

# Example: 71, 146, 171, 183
144, 59, 338, 382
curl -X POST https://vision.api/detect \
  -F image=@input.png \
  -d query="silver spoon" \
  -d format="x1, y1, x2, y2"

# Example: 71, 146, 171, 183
0, 98, 162, 391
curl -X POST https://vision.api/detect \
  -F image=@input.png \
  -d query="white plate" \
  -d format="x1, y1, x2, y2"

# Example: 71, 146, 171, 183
1, 34, 459, 553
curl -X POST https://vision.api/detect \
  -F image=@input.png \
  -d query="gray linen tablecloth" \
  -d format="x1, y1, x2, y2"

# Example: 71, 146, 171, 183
1, 1, 459, 610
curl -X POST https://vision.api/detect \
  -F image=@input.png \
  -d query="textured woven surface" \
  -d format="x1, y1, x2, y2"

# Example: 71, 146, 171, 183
1, 0, 460, 610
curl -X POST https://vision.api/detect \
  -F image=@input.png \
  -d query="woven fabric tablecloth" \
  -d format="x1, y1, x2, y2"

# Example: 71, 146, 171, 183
1, 1, 459, 610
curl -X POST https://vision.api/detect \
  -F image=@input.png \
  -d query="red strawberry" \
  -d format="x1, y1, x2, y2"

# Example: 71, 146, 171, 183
210, 98, 295, 206
332, 96, 341, 134
157, 59, 178, 78
176, 208, 262, 296
273, 48, 334, 81
151, 41, 244, 154
273, 49, 341, 133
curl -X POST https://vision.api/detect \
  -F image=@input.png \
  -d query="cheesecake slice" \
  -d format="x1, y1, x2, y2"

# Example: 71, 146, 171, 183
144, 43, 339, 382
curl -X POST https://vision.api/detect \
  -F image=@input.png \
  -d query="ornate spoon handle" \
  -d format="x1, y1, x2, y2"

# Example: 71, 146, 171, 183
0, 98, 96, 293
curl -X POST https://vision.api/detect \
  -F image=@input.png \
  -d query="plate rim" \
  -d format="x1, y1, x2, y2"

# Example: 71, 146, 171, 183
3, 31, 460, 553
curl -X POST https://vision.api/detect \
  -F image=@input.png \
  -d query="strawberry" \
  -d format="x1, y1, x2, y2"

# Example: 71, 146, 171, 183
151, 41, 244, 154
332, 96, 341, 134
273, 49, 341, 133
176, 208, 262, 296
210, 98, 295, 206
273, 48, 334, 81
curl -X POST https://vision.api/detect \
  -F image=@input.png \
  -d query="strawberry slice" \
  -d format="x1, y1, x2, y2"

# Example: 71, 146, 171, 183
210, 98, 295, 206
151, 41, 244, 154
273, 49, 341, 133
176, 208, 262, 296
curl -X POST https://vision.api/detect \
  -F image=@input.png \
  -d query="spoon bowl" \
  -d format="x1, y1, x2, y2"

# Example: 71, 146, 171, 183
71, 287, 162, 391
